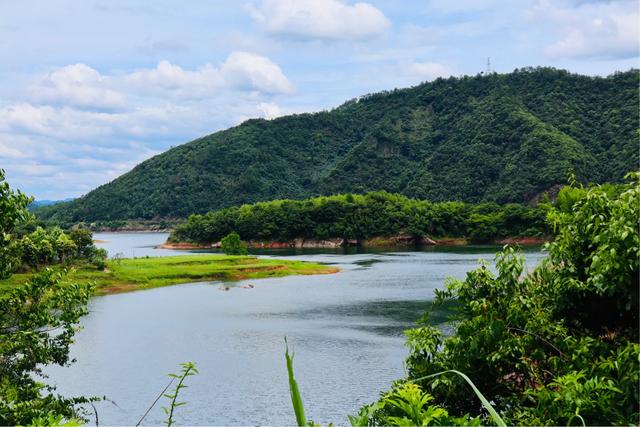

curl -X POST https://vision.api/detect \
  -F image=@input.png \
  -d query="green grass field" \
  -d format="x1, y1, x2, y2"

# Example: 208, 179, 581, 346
0, 255, 339, 295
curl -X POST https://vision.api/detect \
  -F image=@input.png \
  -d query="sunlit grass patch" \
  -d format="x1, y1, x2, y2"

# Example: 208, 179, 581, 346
0, 254, 339, 295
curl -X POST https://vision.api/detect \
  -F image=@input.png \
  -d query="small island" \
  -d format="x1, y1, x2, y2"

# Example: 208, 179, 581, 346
166, 191, 551, 249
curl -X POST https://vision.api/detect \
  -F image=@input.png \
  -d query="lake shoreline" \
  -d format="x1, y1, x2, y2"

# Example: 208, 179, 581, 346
158, 235, 549, 250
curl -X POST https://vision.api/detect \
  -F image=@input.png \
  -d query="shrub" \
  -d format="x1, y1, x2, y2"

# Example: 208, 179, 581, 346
220, 232, 248, 255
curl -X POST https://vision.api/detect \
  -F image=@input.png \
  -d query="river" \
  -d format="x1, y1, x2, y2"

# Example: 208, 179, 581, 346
46, 232, 545, 425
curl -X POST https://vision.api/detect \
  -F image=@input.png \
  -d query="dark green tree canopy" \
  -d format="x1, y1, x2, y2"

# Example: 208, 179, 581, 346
170, 191, 548, 244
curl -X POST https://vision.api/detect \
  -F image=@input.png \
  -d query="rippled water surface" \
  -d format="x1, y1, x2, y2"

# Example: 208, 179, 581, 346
46, 233, 544, 425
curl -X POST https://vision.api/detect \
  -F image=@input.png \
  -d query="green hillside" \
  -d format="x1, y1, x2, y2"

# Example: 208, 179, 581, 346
37, 67, 639, 223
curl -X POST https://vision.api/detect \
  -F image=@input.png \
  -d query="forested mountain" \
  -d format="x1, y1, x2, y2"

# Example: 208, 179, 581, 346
37, 67, 639, 223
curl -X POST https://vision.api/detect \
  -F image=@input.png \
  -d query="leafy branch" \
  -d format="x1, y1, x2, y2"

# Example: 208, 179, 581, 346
162, 362, 198, 426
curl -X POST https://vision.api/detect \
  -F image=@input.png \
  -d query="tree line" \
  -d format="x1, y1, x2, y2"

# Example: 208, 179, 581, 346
170, 191, 549, 244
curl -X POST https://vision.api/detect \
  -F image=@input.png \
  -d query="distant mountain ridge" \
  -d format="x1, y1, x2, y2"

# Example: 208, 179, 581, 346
37, 67, 639, 223
28, 198, 74, 211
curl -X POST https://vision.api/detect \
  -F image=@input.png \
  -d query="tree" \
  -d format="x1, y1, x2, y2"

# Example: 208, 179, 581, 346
69, 228, 94, 259
0, 270, 94, 425
220, 232, 248, 255
0, 169, 31, 278
0, 169, 94, 425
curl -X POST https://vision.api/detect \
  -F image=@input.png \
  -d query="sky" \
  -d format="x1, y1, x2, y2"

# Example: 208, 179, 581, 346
0, 0, 638, 200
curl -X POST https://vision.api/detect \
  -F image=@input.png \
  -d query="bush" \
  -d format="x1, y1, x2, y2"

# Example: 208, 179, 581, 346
220, 232, 248, 255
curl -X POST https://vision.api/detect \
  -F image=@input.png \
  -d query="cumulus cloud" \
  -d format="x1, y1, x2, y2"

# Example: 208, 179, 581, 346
125, 51, 293, 97
246, 0, 390, 41
125, 61, 220, 96
256, 101, 283, 119
222, 51, 295, 93
29, 64, 127, 111
529, 0, 639, 59
0, 102, 207, 141
0, 51, 296, 199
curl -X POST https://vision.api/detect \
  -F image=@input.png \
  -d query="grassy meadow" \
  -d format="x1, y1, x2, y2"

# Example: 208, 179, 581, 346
0, 254, 339, 295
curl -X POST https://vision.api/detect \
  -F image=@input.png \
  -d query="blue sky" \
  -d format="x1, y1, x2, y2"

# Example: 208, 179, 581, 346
1, 0, 638, 200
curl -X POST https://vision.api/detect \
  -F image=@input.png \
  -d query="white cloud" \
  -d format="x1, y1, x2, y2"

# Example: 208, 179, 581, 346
125, 61, 220, 96
29, 64, 127, 110
256, 101, 283, 119
529, 0, 639, 59
246, 0, 390, 41
222, 51, 294, 94
0, 102, 207, 141
0, 52, 297, 199
125, 51, 293, 97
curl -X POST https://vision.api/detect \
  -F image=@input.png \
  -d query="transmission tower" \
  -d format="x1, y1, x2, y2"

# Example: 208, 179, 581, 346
486, 57, 492, 74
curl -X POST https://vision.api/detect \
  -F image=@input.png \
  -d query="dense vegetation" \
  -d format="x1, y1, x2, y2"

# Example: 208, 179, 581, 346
0, 170, 94, 425
170, 191, 548, 244
0, 169, 107, 280
348, 173, 640, 425
37, 67, 638, 224
9, 226, 106, 273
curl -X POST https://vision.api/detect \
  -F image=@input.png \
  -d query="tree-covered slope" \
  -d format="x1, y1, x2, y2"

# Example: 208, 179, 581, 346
38, 67, 639, 223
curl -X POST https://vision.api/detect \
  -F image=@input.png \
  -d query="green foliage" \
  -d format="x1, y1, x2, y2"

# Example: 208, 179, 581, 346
0, 169, 32, 279
0, 270, 94, 425
30, 413, 82, 426
285, 339, 307, 427
171, 192, 547, 244
365, 173, 640, 425
90, 247, 108, 270
0, 172, 96, 425
69, 228, 94, 258
220, 232, 249, 255
350, 382, 482, 427
36, 68, 639, 223
11, 226, 106, 274
162, 362, 198, 427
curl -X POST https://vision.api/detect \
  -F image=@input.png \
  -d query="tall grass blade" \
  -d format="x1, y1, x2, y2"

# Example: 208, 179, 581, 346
285, 337, 307, 427
411, 369, 507, 427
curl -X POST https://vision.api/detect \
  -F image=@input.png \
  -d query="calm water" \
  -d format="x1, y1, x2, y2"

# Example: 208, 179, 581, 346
46, 233, 545, 425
